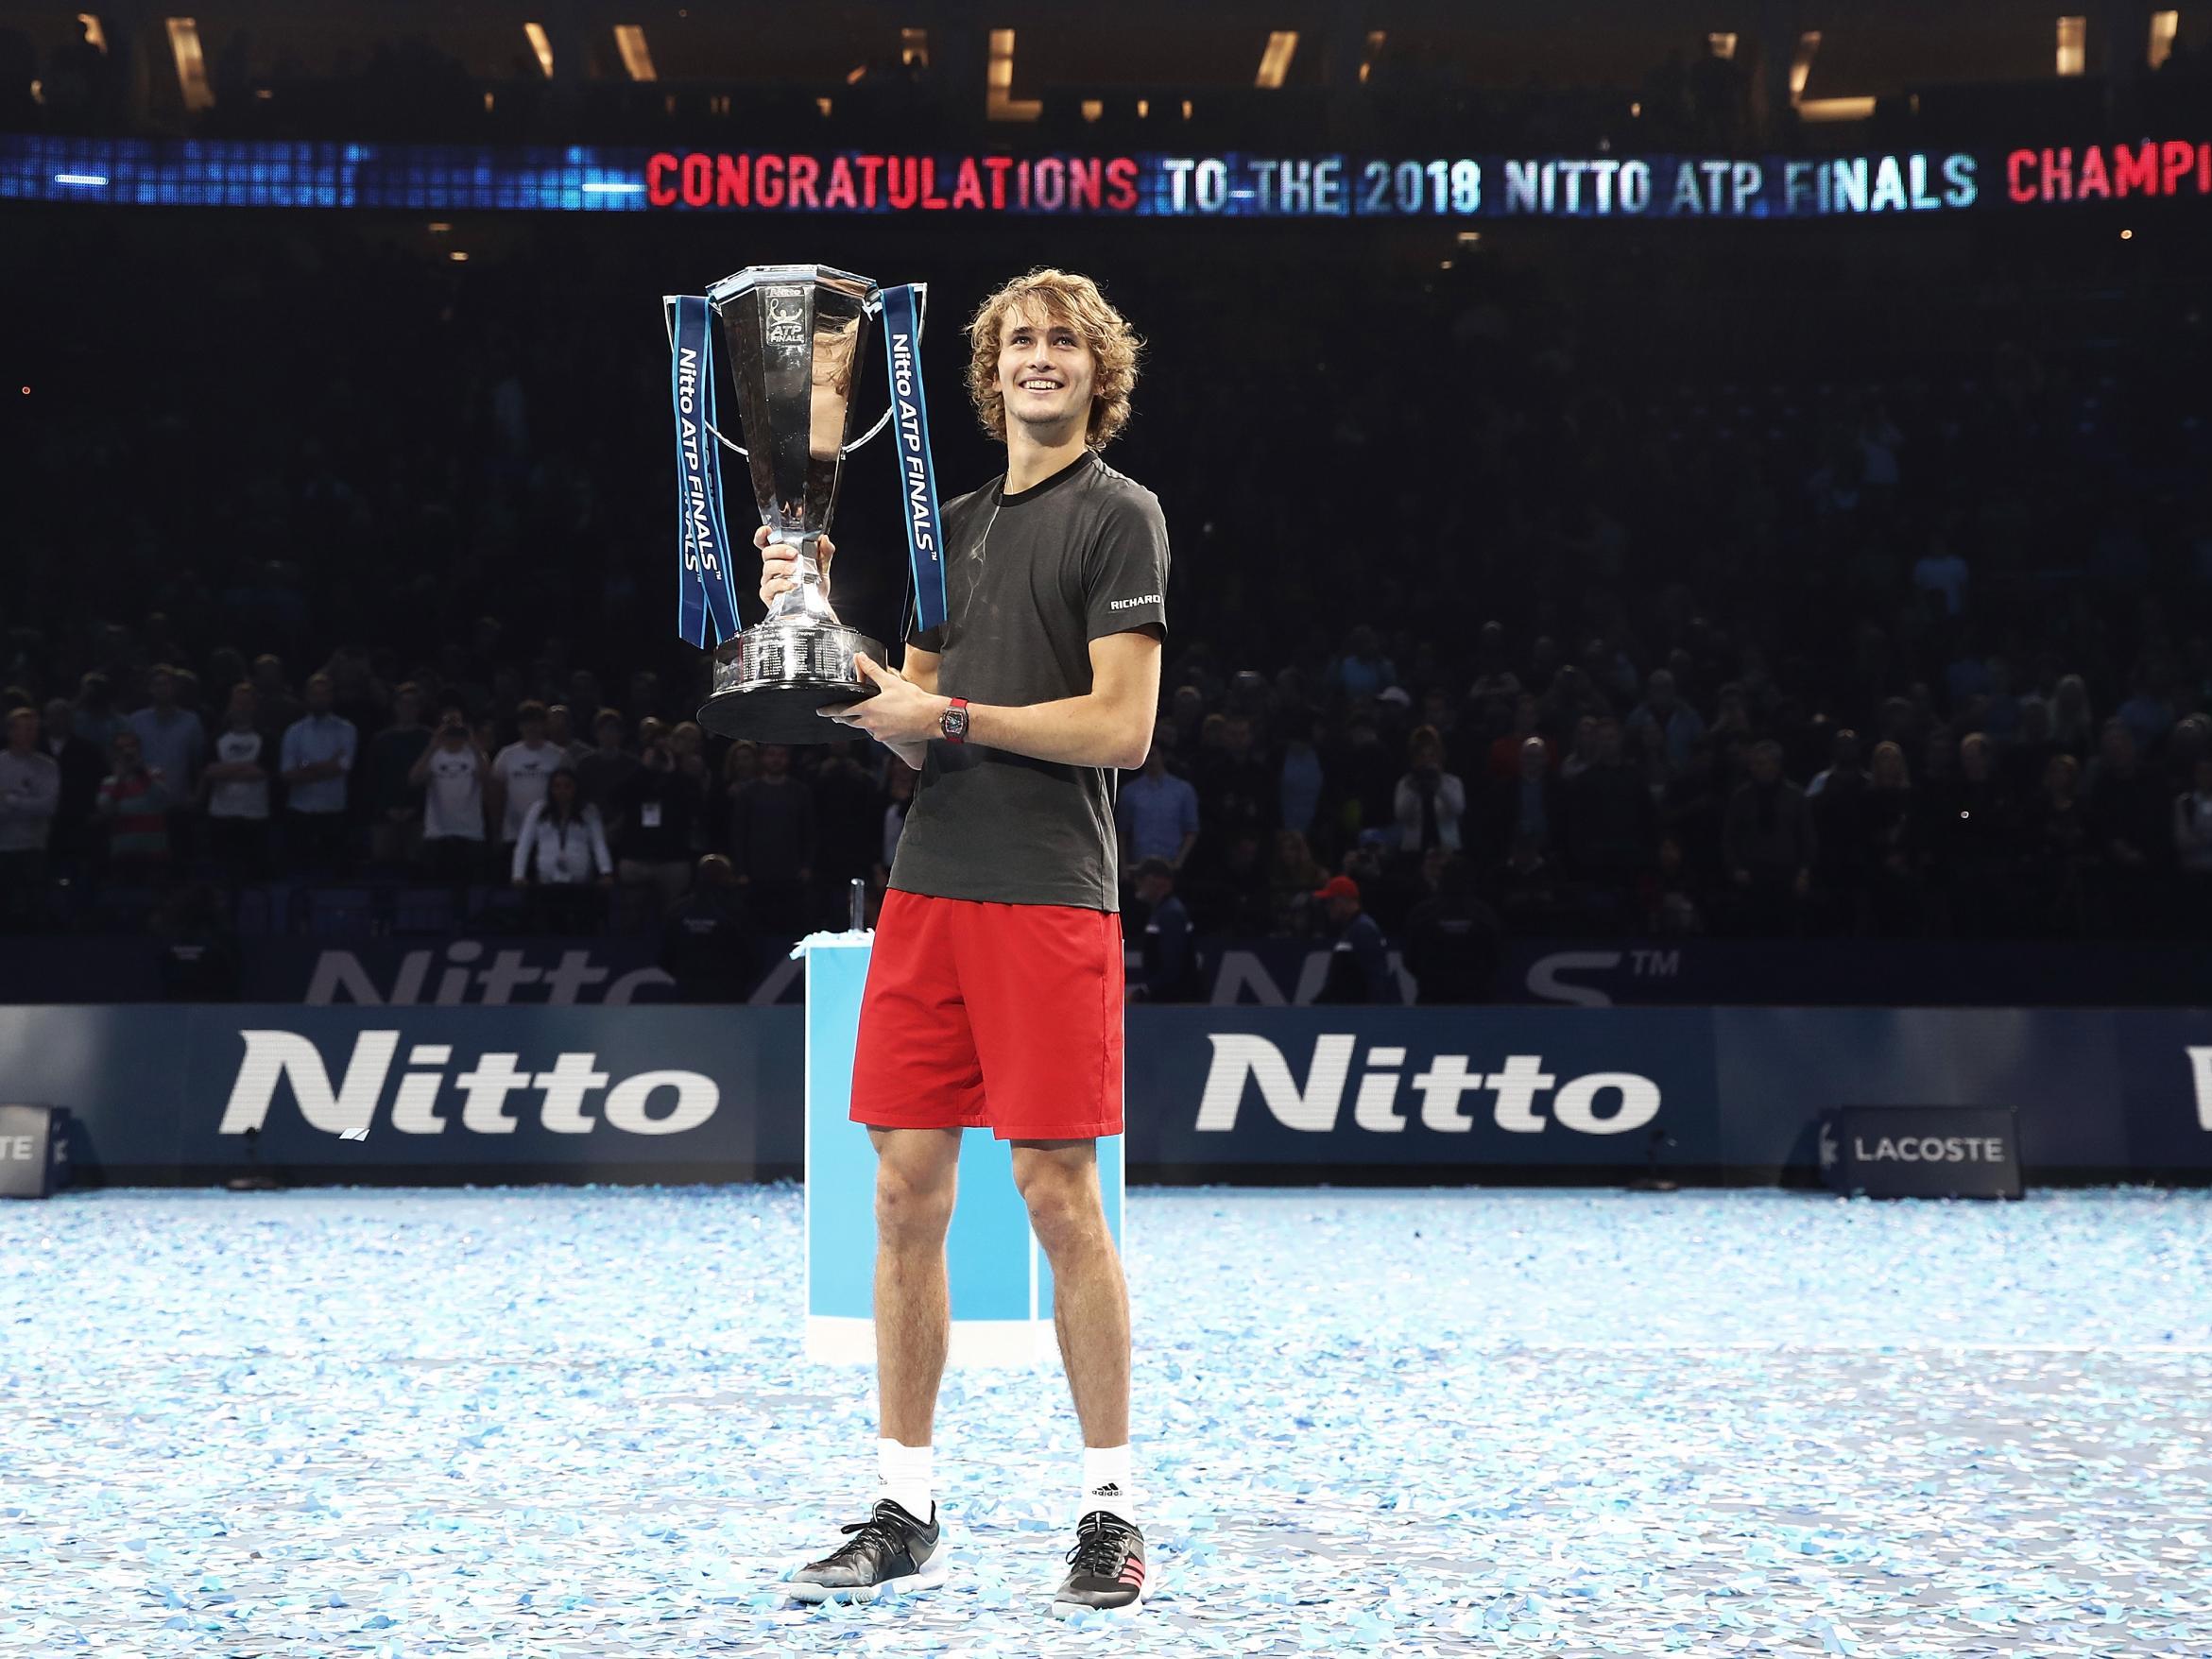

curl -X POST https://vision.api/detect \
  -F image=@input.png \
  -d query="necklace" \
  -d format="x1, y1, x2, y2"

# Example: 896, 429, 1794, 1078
954, 491, 1003, 631
969, 494, 1002, 563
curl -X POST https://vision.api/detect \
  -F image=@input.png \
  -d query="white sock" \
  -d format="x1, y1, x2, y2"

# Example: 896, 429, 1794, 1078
877, 1438, 934, 1523
1081, 1445, 1136, 1526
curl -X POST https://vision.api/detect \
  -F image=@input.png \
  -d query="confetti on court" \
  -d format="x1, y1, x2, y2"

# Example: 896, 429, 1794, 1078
4, 1184, 2210, 1654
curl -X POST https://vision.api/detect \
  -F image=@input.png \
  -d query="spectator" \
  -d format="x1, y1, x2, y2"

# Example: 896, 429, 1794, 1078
1401, 854, 1500, 1004
2175, 757, 2212, 932
721, 738, 761, 801
489, 699, 563, 866
1190, 827, 1273, 935
1491, 734, 1564, 862
320, 645, 389, 745
660, 854, 749, 1001
1312, 873, 1398, 1004
1328, 624, 1397, 702
0, 707, 61, 929
1562, 717, 1656, 903
1625, 668, 1706, 770
1394, 725, 1466, 855
575, 708, 638, 830
616, 718, 708, 924
1640, 834, 1706, 936
127, 664, 206, 799
1131, 857, 1201, 1001
546, 702, 590, 763
1863, 740, 1922, 934
2116, 668, 2175, 753
1723, 740, 1816, 933
1198, 711, 1274, 847
37, 696, 105, 880
96, 729, 174, 876
668, 722, 713, 830
2025, 753, 2095, 933
1912, 536, 1970, 616
363, 682, 432, 868
1559, 714, 1603, 781
1330, 712, 1398, 843
1632, 717, 1675, 800
1490, 831, 1565, 932
2086, 721, 2168, 934
72, 672, 123, 759
1487, 693, 1545, 780
1267, 828, 1328, 937
1934, 733, 2016, 936
1118, 734, 1200, 871
511, 766, 612, 932
2002, 695, 2063, 802
1466, 621, 1521, 705
249, 654, 305, 744
729, 743, 815, 941
1710, 681, 1755, 737
2049, 675, 2095, 756
279, 672, 357, 871
1276, 717, 1326, 842
409, 705, 489, 889
2166, 714, 2212, 797
1809, 727, 1872, 915
200, 682, 274, 879
811, 738, 883, 928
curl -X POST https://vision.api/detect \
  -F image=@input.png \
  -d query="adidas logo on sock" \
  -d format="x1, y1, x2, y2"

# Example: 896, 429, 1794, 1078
1089, 1483, 1123, 1496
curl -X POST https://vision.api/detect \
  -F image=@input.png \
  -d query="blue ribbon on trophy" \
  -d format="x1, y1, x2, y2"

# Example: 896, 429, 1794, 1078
879, 282, 948, 637
666, 293, 745, 649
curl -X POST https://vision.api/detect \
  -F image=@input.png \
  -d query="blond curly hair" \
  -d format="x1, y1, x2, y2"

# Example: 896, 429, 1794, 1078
965, 268, 1141, 450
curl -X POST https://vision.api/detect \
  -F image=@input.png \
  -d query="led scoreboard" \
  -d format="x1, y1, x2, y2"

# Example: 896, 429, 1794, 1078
6, 135, 2208, 218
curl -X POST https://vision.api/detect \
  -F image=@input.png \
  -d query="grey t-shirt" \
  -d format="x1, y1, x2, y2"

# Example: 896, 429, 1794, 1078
889, 451, 1170, 911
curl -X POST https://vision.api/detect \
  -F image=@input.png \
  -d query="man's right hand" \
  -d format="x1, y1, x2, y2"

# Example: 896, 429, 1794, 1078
757, 524, 833, 609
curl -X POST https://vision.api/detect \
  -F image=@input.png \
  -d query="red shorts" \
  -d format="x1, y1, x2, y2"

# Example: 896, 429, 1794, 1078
849, 889, 1124, 1140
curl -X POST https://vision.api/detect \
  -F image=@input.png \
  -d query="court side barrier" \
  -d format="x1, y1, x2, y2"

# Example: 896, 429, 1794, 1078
2, 1003, 2206, 1186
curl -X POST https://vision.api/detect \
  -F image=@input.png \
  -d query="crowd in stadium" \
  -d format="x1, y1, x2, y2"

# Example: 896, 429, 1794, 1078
5, 199, 2210, 971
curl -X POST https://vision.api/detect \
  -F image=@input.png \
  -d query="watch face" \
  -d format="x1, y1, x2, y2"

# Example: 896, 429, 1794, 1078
942, 704, 968, 740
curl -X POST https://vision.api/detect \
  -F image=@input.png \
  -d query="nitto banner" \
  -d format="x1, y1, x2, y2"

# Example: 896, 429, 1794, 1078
2, 1003, 2207, 1184
8, 134, 2209, 219
1131, 1007, 1721, 1168
0, 1004, 801, 1182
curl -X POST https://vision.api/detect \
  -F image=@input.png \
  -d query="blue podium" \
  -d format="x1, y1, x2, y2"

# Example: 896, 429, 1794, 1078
800, 933, 1123, 1368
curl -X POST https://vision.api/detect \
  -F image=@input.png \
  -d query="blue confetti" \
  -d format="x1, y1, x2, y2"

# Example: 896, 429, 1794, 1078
2, 1185, 2208, 1652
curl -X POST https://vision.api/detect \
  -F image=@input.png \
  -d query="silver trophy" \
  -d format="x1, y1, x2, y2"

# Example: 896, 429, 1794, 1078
695, 264, 895, 744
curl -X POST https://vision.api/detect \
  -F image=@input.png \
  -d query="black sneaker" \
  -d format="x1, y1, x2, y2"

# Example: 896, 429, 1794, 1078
785, 1498, 949, 1604
1051, 1510, 1146, 1617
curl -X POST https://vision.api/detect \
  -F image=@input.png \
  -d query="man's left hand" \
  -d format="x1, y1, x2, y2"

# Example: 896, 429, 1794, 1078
820, 655, 949, 746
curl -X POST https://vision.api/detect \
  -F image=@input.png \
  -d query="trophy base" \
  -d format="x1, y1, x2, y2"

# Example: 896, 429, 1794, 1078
696, 621, 888, 745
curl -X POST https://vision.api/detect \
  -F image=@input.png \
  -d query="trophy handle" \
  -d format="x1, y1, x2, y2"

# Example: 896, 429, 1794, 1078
840, 283, 928, 457
661, 296, 750, 459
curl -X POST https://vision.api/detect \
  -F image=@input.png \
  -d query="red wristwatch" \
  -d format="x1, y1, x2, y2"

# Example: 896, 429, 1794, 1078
940, 698, 970, 744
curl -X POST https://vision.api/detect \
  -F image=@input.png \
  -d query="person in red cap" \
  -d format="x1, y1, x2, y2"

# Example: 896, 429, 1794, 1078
1313, 872, 1398, 1003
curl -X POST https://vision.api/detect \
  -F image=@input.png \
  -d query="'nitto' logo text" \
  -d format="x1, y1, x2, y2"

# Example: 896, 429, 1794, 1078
1194, 1034, 1660, 1135
218, 1031, 719, 1137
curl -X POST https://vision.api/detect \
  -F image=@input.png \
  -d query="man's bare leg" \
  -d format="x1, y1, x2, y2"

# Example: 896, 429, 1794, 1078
869, 1126, 963, 1446
1010, 1139, 1129, 1445
785, 1127, 961, 1602
1013, 1137, 1145, 1616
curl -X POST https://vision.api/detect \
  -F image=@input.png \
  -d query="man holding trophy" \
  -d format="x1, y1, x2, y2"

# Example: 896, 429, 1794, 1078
679, 265, 1166, 1615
